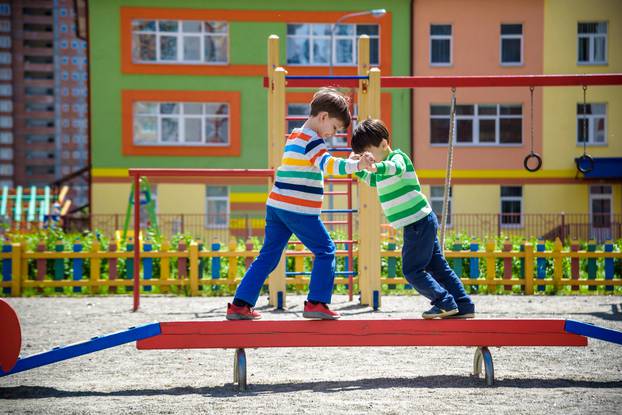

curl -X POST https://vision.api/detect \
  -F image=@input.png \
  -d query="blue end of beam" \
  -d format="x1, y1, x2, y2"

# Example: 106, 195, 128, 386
565, 320, 622, 346
0, 322, 161, 377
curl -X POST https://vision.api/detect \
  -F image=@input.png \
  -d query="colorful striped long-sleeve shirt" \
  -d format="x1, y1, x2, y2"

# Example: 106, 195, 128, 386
267, 127, 360, 215
355, 148, 432, 229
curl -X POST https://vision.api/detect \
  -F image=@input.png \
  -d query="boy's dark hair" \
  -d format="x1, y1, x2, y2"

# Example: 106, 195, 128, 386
351, 118, 389, 153
310, 88, 351, 129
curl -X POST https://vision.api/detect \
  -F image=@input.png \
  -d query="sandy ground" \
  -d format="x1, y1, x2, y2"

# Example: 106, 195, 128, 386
0, 294, 621, 415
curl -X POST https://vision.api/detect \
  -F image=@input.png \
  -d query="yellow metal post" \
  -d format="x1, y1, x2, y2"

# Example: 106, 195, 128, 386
358, 65, 382, 308
189, 241, 199, 296
160, 239, 170, 293
553, 237, 563, 291
294, 243, 304, 290
524, 242, 534, 295
486, 240, 496, 294
90, 240, 101, 294
228, 239, 238, 289
11, 243, 21, 296
268, 66, 287, 308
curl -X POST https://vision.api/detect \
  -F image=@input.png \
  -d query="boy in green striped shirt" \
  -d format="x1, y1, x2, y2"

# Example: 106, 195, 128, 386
352, 119, 475, 319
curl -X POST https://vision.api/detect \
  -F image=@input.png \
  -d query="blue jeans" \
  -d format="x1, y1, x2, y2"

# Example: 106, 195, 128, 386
234, 206, 336, 306
402, 212, 474, 312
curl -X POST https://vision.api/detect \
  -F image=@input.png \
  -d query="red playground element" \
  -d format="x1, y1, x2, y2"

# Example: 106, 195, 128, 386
0, 299, 22, 373
137, 319, 587, 350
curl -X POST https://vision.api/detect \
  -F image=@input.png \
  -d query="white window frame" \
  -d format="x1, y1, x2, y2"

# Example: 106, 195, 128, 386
430, 104, 523, 146
430, 186, 452, 227
132, 19, 229, 65
133, 101, 230, 147
577, 22, 607, 65
205, 186, 230, 229
576, 103, 607, 146
589, 185, 612, 230
500, 23, 523, 66
430, 24, 452, 66
286, 23, 380, 67
500, 186, 523, 228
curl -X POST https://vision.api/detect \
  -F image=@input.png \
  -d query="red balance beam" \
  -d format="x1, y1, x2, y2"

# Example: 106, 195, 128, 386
137, 319, 587, 350
263, 74, 622, 88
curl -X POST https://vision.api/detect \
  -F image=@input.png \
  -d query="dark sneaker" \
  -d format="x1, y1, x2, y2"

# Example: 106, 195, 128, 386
303, 301, 341, 320
445, 311, 476, 319
422, 306, 459, 319
226, 303, 262, 320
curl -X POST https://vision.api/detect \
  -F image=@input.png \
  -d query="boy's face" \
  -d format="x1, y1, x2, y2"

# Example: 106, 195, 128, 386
316, 112, 345, 140
363, 139, 389, 162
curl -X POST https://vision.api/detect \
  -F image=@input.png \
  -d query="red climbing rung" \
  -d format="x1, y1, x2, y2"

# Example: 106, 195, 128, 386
137, 319, 587, 349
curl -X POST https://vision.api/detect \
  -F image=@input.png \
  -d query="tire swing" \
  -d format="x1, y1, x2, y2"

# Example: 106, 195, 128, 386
576, 85, 595, 174
523, 86, 542, 172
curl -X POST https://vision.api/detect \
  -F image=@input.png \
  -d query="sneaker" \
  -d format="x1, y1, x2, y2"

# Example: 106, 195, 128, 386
302, 301, 341, 320
445, 311, 476, 319
421, 306, 459, 319
226, 303, 262, 320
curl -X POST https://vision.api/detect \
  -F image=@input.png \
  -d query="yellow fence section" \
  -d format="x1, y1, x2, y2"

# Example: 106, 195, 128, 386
0, 238, 620, 297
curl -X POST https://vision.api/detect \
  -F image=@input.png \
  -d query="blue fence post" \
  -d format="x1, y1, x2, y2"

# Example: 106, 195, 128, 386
536, 239, 546, 292
2, 241, 11, 295
604, 240, 613, 292
387, 237, 396, 290
587, 240, 597, 292
212, 240, 221, 291
469, 238, 479, 292
126, 238, 134, 292
72, 239, 83, 294
143, 241, 152, 292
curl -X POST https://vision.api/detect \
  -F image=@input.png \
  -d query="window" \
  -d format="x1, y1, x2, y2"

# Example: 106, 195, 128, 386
0, 21, 10, 32
0, 132, 12, 144
430, 104, 522, 145
500, 186, 522, 227
133, 101, 229, 146
0, 68, 11, 80
0, 4, 10, 16
590, 185, 612, 230
0, 35, 10, 48
0, 52, 10, 64
578, 22, 607, 64
205, 186, 229, 229
0, 164, 12, 176
430, 24, 451, 65
0, 147, 11, 160
132, 20, 228, 64
286, 23, 379, 66
500, 24, 522, 65
0, 99, 11, 112
0, 84, 11, 96
287, 103, 308, 133
577, 103, 606, 145
430, 186, 452, 226
0, 115, 11, 127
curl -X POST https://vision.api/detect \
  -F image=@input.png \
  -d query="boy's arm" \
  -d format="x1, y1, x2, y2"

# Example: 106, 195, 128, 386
373, 153, 407, 177
306, 138, 360, 175
354, 170, 377, 187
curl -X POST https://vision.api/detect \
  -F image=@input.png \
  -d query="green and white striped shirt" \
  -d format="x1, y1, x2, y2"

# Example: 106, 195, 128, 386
355, 149, 432, 229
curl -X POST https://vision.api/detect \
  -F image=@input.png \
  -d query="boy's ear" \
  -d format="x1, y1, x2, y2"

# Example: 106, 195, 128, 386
381, 138, 389, 149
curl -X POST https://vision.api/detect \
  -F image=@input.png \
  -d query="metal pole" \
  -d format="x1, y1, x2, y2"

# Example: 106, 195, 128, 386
132, 174, 140, 312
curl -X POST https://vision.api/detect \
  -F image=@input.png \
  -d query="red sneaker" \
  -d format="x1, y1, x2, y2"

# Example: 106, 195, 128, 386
302, 301, 341, 320
226, 303, 262, 320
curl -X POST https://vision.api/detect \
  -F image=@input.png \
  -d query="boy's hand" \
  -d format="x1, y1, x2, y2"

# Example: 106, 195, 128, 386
349, 152, 361, 160
357, 152, 376, 171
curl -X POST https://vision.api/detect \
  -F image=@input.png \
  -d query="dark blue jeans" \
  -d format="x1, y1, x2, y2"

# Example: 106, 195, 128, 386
234, 206, 336, 306
402, 212, 474, 312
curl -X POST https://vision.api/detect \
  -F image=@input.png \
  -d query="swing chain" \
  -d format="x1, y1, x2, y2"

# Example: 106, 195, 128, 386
440, 87, 457, 251
582, 85, 588, 155
529, 86, 535, 153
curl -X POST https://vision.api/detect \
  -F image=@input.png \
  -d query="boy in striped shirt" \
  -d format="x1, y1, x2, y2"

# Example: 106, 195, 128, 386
227, 89, 375, 321
352, 119, 475, 319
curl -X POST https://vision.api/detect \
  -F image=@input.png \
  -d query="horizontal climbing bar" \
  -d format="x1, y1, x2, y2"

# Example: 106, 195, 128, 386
137, 319, 587, 349
264, 73, 622, 88
128, 168, 274, 178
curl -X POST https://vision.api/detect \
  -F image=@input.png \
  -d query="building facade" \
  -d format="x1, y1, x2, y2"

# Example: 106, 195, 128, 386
1, 0, 89, 208
412, 0, 621, 240
89, 0, 411, 239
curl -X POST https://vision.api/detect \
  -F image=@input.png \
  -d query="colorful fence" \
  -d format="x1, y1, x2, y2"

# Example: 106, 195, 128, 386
1, 237, 620, 297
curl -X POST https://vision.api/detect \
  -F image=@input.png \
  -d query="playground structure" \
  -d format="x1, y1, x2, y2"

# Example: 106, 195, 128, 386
0, 185, 71, 232
1, 298, 621, 391
125, 35, 622, 312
